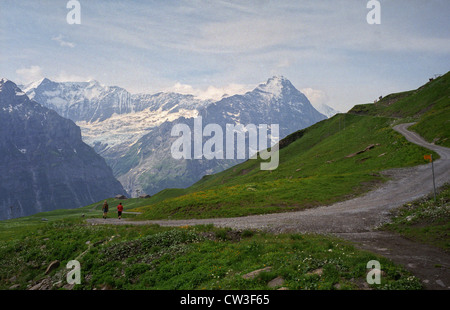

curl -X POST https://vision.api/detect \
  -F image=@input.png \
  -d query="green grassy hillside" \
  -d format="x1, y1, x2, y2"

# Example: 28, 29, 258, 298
349, 72, 450, 147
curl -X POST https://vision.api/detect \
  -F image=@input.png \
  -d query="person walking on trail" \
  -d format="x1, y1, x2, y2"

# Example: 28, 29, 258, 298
117, 202, 124, 219
102, 200, 109, 219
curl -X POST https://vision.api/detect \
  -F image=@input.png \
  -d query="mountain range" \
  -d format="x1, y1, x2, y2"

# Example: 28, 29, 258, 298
0, 79, 127, 220
22, 76, 333, 196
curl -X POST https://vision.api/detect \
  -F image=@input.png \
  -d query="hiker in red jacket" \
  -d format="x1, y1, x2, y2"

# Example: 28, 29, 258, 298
117, 202, 124, 219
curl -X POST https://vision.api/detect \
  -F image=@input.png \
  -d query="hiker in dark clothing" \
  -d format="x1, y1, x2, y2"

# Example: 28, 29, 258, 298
102, 200, 109, 219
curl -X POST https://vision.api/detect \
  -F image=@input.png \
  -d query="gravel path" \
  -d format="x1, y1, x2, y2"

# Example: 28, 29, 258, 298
88, 123, 450, 289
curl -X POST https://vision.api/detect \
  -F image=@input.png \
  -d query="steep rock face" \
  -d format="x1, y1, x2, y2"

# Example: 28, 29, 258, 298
0, 79, 127, 220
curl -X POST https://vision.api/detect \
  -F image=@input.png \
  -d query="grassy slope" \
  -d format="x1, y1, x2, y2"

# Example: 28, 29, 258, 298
349, 72, 450, 147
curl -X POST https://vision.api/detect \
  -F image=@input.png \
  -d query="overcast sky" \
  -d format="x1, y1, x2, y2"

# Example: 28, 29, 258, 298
1, 0, 449, 111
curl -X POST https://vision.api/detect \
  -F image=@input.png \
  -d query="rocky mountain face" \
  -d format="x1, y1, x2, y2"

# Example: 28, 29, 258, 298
0, 79, 127, 220
24, 76, 328, 196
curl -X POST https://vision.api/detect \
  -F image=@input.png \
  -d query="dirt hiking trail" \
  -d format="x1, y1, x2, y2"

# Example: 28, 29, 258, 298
88, 123, 450, 290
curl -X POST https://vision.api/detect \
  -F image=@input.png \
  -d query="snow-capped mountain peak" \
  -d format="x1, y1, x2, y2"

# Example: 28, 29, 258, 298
20, 78, 45, 93
0, 78, 27, 99
254, 75, 299, 99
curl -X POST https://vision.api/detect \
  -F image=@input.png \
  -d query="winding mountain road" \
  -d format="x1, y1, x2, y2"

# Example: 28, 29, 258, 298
88, 123, 450, 289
